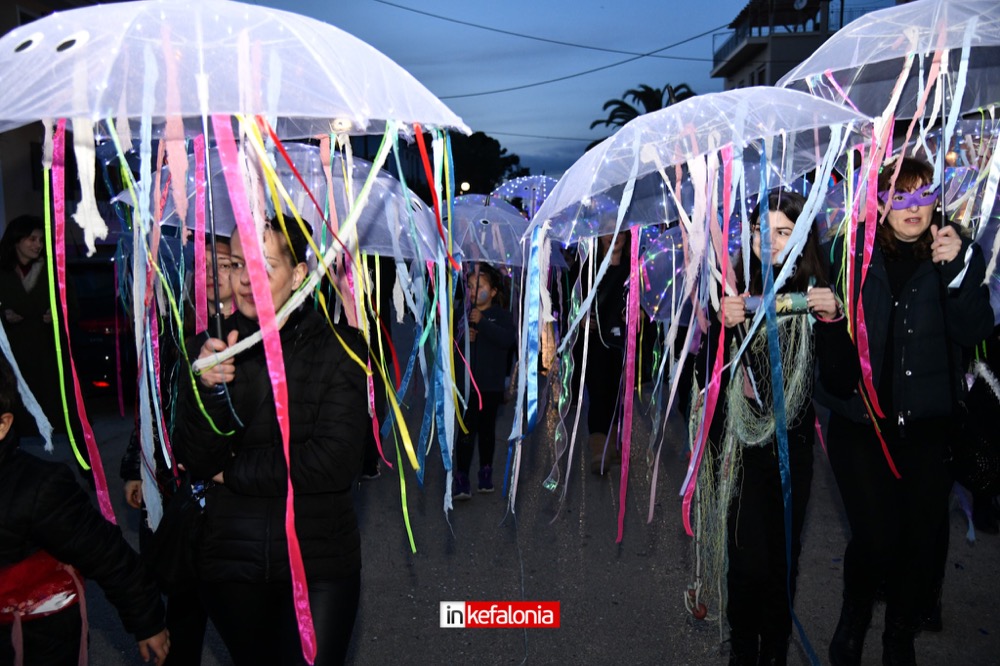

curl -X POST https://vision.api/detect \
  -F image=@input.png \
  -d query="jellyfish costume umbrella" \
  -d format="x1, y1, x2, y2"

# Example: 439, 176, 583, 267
518, 87, 868, 659
516, 86, 868, 519
156, 143, 440, 261
779, 0, 1000, 272
0, 1, 468, 661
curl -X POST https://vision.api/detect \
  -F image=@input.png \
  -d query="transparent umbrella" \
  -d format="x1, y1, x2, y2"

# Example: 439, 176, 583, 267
0, 0, 469, 137
533, 87, 870, 244
777, 0, 1000, 120
155, 143, 439, 260
448, 196, 531, 267
492, 175, 560, 217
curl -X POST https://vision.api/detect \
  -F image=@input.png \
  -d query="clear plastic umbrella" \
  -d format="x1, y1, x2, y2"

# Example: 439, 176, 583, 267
492, 175, 560, 217
533, 87, 870, 243
154, 143, 439, 260
777, 0, 1000, 119
0, 0, 469, 137
448, 196, 531, 267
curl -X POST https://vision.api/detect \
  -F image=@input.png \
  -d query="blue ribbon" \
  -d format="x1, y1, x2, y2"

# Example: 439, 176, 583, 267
759, 177, 820, 666
524, 224, 544, 434
379, 321, 422, 441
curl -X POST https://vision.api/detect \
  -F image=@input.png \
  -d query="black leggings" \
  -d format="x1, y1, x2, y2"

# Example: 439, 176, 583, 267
202, 574, 360, 666
456, 390, 503, 475
826, 414, 952, 625
583, 337, 624, 437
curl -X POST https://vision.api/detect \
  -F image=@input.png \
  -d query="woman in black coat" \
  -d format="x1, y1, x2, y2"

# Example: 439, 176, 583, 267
815, 157, 994, 666
0, 215, 77, 436
695, 190, 838, 665
175, 219, 368, 666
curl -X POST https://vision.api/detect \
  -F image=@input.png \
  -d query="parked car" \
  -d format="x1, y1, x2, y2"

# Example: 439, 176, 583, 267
67, 248, 137, 403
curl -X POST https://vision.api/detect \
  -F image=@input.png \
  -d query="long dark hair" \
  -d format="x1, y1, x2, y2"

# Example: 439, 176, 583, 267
471, 262, 508, 309
0, 215, 44, 270
595, 229, 631, 264
266, 216, 313, 267
737, 189, 827, 295
875, 156, 937, 259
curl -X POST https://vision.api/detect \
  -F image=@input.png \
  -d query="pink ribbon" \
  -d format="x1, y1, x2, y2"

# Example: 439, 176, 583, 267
211, 116, 316, 664
855, 138, 887, 420
616, 226, 641, 543
53, 120, 116, 524
680, 146, 736, 536
149, 311, 175, 471
194, 135, 208, 334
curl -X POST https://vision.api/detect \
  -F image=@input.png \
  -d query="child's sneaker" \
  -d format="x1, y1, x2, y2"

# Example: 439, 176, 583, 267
477, 465, 494, 493
453, 471, 472, 500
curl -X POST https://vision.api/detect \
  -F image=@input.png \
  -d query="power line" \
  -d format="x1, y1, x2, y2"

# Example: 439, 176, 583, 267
373, 0, 721, 62
439, 23, 722, 100
482, 130, 594, 142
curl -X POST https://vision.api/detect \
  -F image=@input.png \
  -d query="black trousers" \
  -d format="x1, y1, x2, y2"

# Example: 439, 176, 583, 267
727, 422, 814, 642
456, 390, 503, 475
202, 574, 360, 666
826, 414, 952, 626
583, 338, 624, 437
138, 513, 209, 666
163, 579, 208, 666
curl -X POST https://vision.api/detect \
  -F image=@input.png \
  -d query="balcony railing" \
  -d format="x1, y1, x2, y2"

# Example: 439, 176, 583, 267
712, 3, 891, 71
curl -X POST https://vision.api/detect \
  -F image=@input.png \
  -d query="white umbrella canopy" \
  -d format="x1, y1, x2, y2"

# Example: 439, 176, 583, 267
778, 0, 1000, 119
533, 87, 871, 244
0, 0, 470, 137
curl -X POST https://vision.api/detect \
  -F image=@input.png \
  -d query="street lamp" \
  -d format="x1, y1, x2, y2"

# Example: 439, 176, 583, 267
460, 181, 471, 193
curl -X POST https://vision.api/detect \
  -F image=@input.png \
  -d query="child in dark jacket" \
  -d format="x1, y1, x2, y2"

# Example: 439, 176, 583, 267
0, 354, 169, 665
453, 263, 516, 500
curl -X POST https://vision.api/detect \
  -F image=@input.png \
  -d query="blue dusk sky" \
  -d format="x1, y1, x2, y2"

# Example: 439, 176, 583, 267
258, 0, 891, 177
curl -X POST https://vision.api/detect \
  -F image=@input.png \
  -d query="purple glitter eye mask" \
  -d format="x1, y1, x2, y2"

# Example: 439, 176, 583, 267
878, 184, 939, 210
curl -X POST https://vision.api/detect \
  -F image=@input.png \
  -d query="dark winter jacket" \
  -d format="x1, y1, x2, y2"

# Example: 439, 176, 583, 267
466, 304, 515, 392
814, 227, 993, 426
174, 307, 369, 583
0, 435, 165, 640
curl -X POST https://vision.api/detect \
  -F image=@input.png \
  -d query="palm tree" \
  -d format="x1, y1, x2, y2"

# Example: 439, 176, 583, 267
588, 83, 696, 149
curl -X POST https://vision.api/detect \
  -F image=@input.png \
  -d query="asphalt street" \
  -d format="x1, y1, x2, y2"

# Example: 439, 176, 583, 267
20, 374, 1000, 665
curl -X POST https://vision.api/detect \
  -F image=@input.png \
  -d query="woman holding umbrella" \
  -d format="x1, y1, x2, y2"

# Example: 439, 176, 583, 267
815, 156, 993, 666
175, 218, 369, 665
695, 189, 838, 665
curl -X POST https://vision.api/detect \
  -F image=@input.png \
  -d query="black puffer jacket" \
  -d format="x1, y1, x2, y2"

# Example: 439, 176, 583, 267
815, 227, 994, 425
174, 307, 368, 583
0, 435, 165, 640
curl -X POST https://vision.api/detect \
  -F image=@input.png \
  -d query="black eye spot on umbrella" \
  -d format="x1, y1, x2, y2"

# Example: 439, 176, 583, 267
54, 30, 89, 53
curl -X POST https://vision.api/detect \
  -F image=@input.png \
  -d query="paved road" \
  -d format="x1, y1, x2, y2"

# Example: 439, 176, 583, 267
22, 381, 999, 665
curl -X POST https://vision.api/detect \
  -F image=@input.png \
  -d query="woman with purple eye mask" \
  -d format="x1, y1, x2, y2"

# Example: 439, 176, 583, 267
878, 183, 940, 210
814, 156, 993, 666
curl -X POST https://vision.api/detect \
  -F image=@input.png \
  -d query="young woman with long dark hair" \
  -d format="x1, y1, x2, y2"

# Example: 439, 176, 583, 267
694, 189, 838, 665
